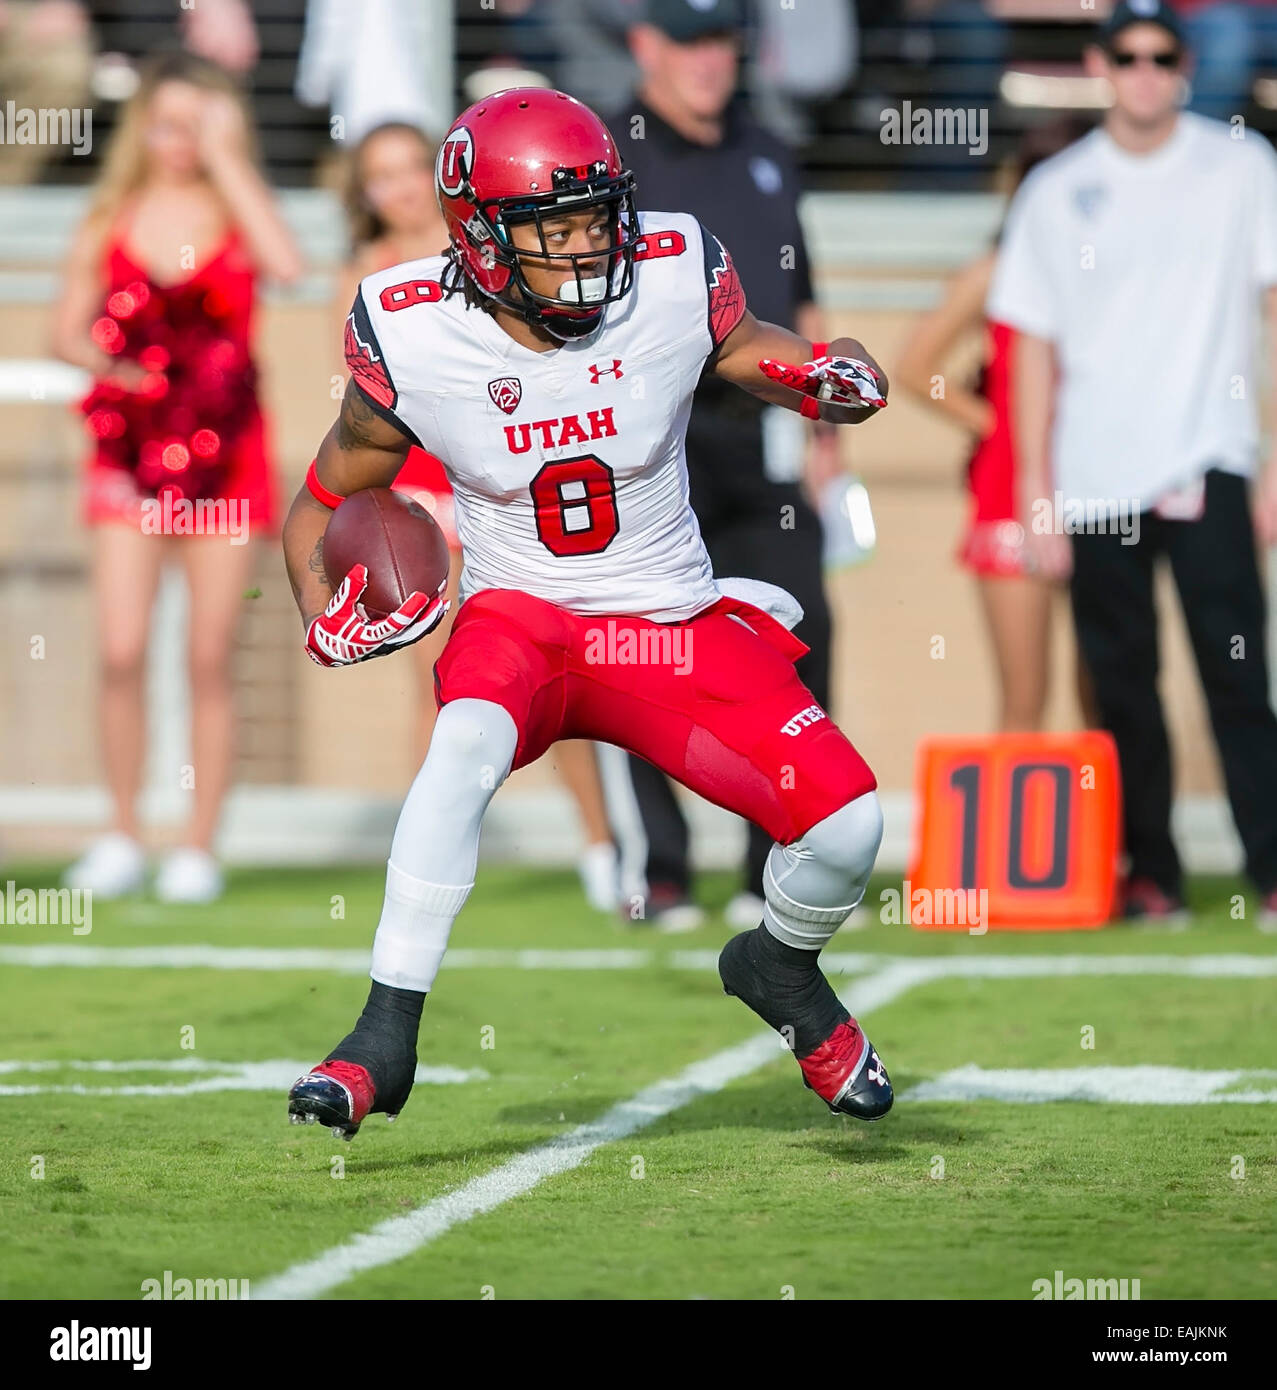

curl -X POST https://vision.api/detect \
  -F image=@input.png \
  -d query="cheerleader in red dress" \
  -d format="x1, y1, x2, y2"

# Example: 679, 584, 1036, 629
51, 54, 303, 903
340, 122, 620, 910
897, 119, 1094, 732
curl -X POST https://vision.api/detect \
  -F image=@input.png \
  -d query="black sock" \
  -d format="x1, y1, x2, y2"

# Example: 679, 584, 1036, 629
718, 925, 848, 1057
328, 981, 425, 1113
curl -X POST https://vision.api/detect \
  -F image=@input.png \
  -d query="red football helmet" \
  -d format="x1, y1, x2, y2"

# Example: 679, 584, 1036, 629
435, 88, 639, 341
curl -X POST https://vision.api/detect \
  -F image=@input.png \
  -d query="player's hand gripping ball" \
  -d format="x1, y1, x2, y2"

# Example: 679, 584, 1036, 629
305, 488, 451, 667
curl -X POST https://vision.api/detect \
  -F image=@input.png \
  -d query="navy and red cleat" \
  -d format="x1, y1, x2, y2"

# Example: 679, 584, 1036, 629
288, 1060, 383, 1141
797, 1018, 893, 1121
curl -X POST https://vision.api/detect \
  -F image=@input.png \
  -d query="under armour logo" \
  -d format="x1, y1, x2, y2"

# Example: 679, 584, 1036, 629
868, 1051, 887, 1087
589, 359, 623, 383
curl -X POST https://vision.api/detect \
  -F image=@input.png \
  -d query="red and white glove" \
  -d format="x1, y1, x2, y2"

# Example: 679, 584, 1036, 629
305, 564, 449, 668
758, 352, 888, 420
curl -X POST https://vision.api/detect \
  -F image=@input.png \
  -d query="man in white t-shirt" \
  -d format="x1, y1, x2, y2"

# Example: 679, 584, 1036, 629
988, 0, 1277, 924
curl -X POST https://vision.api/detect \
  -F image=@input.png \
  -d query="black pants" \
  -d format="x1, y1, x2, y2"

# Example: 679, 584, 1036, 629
625, 403, 832, 899
1069, 469, 1277, 896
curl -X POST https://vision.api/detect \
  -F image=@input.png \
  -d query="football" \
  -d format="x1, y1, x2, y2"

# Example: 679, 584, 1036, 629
322, 487, 450, 621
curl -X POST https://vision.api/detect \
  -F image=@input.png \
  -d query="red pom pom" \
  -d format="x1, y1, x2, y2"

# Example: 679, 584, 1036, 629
161, 441, 190, 473
190, 428, 220, 459
92, 317, 124, 353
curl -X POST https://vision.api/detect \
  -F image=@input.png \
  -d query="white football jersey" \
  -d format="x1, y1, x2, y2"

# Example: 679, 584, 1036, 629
344, 211, 747, 621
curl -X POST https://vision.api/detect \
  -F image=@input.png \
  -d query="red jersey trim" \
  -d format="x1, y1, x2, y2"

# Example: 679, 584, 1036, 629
701, 225, 747, 348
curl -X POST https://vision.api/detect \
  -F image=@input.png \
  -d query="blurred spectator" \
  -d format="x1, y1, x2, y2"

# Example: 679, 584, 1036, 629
1169, 1, 1277, 121
180, 0, 258, 74
296, 0, 453, 144
898, 117, 1095, 732
85, 0, 258, 79
609, 0, 843, 930
82, 2, 339, 187
748, 0, 857, 142
51, 53, 302, 903
458, 5, 555, 111
531, 0, 854, 144
0, 0, 92, 183
987, 2, 1277, 922
904, 0, 1009, 107
335, 123, 622, 913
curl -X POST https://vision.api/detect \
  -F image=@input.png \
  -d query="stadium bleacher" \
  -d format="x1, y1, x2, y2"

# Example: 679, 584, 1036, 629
38, 3, 1272, 192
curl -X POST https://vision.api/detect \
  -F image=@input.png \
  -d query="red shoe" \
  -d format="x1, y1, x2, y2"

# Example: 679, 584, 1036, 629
797, 1018, 893, 1121
288, 1060, 377, 1141
1122, 877, 1190, 924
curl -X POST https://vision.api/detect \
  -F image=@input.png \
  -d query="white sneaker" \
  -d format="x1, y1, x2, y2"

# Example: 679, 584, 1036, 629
578, 842, 620, 912
653, 901, 706, 934
63, 833, 145, 898
154, 848, 224, 904
724, 891, 766, 932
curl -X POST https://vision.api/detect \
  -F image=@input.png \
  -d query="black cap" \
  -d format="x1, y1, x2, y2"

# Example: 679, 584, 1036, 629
1100, 0, 1185, 49
642, 0, 744, 42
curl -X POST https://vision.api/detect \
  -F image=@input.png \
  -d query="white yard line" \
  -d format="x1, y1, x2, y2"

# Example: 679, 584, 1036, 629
902, 1065, 1277, 1105
0, 1059, 486, 1097
0, 944, 657, 972
3, 944, 1276, 977
251, 966, 921, 1300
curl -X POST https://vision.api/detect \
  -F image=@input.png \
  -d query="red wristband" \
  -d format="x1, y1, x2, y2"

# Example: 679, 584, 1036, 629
306, 460, 345, 510
811, 341, 829, 359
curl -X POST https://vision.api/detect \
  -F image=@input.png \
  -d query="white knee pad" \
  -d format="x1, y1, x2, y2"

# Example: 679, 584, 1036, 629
763, 790, 884, 950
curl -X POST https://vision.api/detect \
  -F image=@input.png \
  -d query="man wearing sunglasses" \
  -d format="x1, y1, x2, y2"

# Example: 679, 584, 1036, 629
988, 0, 1277, 924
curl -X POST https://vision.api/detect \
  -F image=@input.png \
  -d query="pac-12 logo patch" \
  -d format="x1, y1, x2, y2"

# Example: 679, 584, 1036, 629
488, 377, 522, 414
437, 127, 474, 196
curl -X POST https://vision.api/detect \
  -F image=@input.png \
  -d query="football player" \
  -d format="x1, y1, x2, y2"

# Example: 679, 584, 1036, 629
283, 88, 892, 1138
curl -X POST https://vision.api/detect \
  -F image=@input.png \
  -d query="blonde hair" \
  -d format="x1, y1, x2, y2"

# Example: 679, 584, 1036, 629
343, 122, 437, 255
87, 53, 259, 232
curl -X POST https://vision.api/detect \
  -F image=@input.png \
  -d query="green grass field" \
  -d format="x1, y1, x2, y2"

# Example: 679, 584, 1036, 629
1, 864, 1274, 1300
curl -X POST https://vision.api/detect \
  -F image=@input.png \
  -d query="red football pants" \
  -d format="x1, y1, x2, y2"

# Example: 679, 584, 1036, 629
433, 589, 876, 845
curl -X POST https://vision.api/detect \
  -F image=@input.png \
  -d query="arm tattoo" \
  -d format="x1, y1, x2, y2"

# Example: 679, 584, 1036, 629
307, 534, 325, 576
336, 379, 381, 451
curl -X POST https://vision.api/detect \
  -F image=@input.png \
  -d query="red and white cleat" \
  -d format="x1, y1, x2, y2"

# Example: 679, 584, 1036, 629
287, 1060, 378, 1141
797, 1018, 893, 1121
